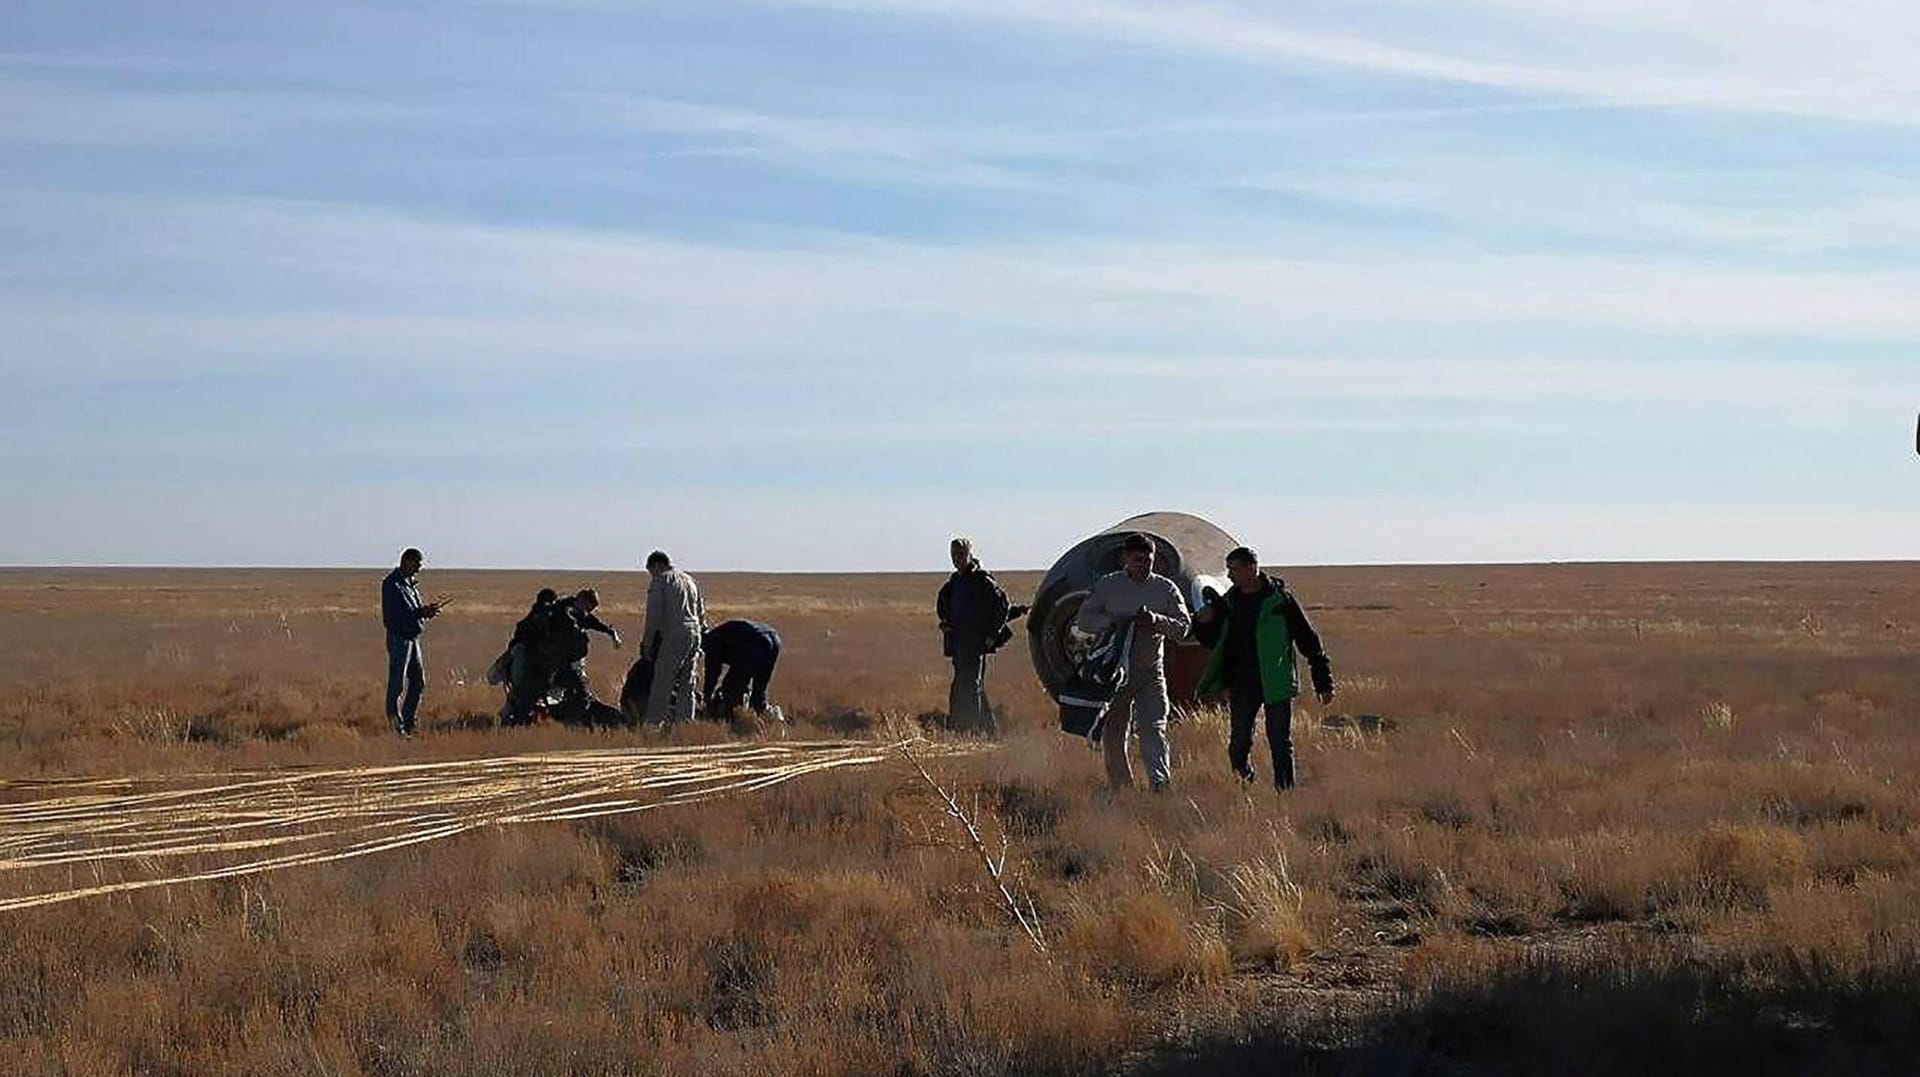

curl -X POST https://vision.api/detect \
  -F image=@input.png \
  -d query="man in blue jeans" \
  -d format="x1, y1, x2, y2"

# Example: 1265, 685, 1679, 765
1193, 546, 1334, 789
381, 547, 444, 737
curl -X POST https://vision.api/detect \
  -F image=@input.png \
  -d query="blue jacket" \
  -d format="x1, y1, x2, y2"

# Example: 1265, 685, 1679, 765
381, 568, 428, 640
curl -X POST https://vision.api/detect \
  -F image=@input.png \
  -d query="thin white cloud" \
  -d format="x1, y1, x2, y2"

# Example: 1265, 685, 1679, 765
571, 93, 1053, 189
762, 0, 1920, 125
9, 194, 1920, 389
1226, 153, 1920, 257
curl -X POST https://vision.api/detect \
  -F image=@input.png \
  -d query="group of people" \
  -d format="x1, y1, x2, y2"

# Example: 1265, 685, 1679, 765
379, 548, 783, 737
383, 530, 1336, 791
936, 532, 1335, 792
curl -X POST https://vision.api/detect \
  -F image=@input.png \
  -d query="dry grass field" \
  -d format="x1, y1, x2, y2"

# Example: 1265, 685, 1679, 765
2, 563, 1919, 1076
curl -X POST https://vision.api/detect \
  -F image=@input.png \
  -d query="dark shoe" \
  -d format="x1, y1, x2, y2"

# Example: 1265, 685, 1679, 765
1149, 780, 1171, 795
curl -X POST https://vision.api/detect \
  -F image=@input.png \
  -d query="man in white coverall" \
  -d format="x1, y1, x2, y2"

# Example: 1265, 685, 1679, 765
641, 550, 705, 725
1074, 532, 1192, 791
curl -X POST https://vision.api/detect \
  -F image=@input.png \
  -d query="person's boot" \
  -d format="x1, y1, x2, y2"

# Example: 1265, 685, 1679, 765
1273, 755, 1296, 790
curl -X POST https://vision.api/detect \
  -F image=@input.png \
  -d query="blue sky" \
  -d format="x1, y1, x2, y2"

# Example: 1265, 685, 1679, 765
4, 0, 1918, 570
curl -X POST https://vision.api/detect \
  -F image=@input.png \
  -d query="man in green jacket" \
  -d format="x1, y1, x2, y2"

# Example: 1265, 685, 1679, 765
1193, 546, 1335, 789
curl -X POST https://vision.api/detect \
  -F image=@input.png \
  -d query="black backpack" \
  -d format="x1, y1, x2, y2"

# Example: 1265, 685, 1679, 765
620, 656, 656, 718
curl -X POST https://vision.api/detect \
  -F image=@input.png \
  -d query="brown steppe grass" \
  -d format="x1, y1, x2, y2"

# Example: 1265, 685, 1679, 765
1, 562, 1918, 1075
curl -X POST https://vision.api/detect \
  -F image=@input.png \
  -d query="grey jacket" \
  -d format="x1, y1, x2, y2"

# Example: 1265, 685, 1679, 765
644, 568, 705, 648
1074, 570, 1191, 671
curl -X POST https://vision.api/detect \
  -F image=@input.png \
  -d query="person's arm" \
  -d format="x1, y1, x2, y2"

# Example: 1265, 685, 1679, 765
581, 612, 619, 642
703, 646, 721, 700
380, 577, 402, 632
644, 579, 665, 654
1151, 580, 1191, 639
987, 576, 1012, 627
1073, 578, 1112, 635
936, 577, 954, 628
1283, 592, 1335, 701
1191, 591, 1226, 648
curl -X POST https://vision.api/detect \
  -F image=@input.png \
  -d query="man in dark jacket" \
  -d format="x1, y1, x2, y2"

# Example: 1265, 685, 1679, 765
937, 537, 1011, 735
497, 588, 559, 725
702, 619, 783, 718
1193, 546, 1334, 789
380, 547, 444, 737
540, 588, 622, 718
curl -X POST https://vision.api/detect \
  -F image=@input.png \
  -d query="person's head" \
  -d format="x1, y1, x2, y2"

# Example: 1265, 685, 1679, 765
1225, 546, 1261, 589
575, 587, 600, 612
534, 587, 558, 606
950, 537, 974, 572
645, 551, 672, 576
399, 547, 424, 574
1120, 533, 1155, 581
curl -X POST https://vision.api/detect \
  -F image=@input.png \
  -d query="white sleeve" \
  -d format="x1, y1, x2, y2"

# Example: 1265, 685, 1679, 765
1073, 578, 1111, 634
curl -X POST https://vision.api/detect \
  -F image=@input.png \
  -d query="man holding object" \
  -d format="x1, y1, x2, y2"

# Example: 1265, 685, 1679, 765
1074, 532, 1191, 791
380, 547, 444, 737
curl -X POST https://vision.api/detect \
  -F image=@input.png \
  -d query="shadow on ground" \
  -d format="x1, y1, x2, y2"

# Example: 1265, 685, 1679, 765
1139, 955, 1920, 1077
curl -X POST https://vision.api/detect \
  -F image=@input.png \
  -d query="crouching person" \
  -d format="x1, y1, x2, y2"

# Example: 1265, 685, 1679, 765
494, 587, 558, 725
1193, 547, 1334, 790
702, 619, 783, 720
542, 588, 626, 726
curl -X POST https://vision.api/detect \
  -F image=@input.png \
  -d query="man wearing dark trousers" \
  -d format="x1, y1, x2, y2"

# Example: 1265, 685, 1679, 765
380, 547, 444, 737
937, 537, 1011, 736
1194, 547, 1334, 789
703, 619, 783, 718
543, 588, 620, 700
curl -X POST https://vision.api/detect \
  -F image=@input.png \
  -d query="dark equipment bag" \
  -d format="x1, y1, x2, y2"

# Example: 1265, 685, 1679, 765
1056, 624, 1133, 740
620, 655, 656, 718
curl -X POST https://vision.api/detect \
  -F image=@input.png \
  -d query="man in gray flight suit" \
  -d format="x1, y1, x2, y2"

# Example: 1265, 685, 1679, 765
640, 550, 704, 725
1074, 532, 1191, 791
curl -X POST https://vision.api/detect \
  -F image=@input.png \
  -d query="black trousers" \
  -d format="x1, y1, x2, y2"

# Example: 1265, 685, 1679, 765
711, 641, 781, 716
948, 649, 995, 735
1228, 690, 1295, 788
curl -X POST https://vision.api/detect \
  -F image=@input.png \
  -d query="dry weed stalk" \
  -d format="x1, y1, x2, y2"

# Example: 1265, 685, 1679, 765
892, 734, 1048, 956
